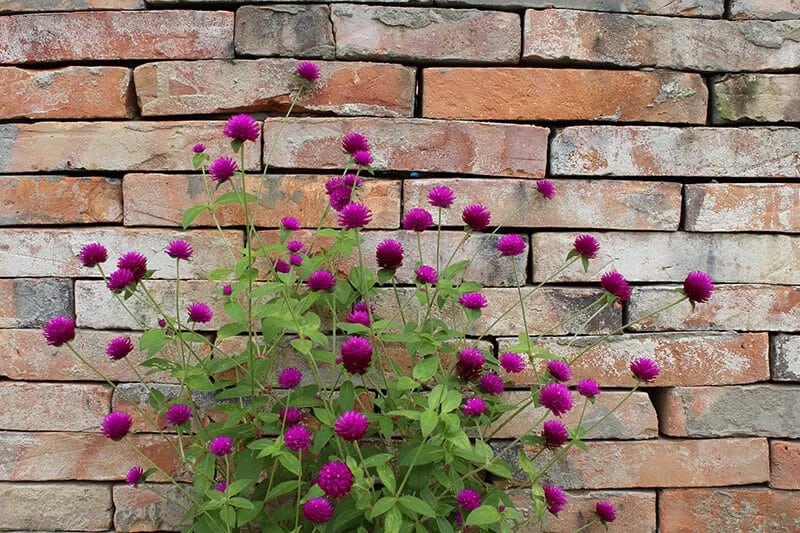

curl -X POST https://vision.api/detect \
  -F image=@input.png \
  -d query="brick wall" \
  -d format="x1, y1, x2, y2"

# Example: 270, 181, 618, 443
0, 0, 799, 531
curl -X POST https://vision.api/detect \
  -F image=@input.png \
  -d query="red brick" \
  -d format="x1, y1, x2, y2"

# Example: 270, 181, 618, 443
263, 118, 549, 178
771, 440, 800, 489
0, 482, 111, 531
0, 66, 133, 119
114, 483, 191, 532
135, 59, 414, 117
712, 74, 800, 123
0, 382, 110, 432
122, 173, 400, 228
234, 5, 334, 58
685, 183, 800, 232
0, 121, 261, 172
0, 176, 122, 225
332, 5, 519, 62
423, 68, 706, 123
551, 126, 800, 177
0, 0, 142, 11
523, 9, 800, 72
660, 488, 800, 533
437, 0, 720, 16
0, 10, 233, 64
731, 0, 800, 19
0, 278, 72, 328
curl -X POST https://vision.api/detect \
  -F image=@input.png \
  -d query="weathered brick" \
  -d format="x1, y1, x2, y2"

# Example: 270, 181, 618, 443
0, 432, 183, 481
423, 68, 706, 123
658, 385, 800, 437
0, 482, 111, 531
135, 59, 415, 117
771, 440, 800, 489
123, 174, 400, 228
0, 382, 110, 432
0, 278, 72, 328
0, 228, 241, 279
711, 74, 800, 123
333, 5, 519, 62
523, 9, 800, 72
731, 0, 800, 19
685, 183, 800, 233
551, 126, 800, 177
112, 383, 217, 434
660, 488, 800, 533
0, 0, 142, 11
264, 118, 548, 177
0, 10, 233, 64
498, 332, 769, 387
532, 231, 800, 284
507, 489, 657, 532
629, 285, 800, 332
0, 329, 180, 383
0, 121, 261, 172
234, 5, 334, 58
772, 334, 800, 381
114, 483, 191, 532
438, 0, 719, 16
405, 178, 681, 231
0, 66, 133, 119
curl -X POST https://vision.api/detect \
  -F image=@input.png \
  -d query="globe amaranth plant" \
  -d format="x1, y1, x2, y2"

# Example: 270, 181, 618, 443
43, 61, 715, 533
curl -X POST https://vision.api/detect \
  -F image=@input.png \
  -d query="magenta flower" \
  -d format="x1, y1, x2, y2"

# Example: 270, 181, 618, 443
352, 301, 371, 314
456, 489, 481, 512
539, 382, 573, 417
107, 269, 136, 292
536, 178, 556, 200
289, 254, 303, 267
547, 360, 572, 382
346, 309, 370, 327
287, 240, 305, 253
274, 258, 291, 274
276, 368, 301, 389
340, 336, 373, 375
596, 501, 617, 523
296, 61, 320, 82
223, 114, 260, 142
499, 352, 526, 374
462, 397, 487, 417
222, 284, 232, 296
281, 216, 301, 231
307, 270, 336, 291
326, 182, 352, 211
117, 251, 148, 282
106, 336, 134, 361
630, 358, 660, 383
126, 466, 144, 487
192, 143, 206, 154
683, 271, 714, 304
352, 150, 373, 166
479, 373, 504, 395
187, 302, 213, 323
415, 265, 438, 285
214, 480, 228, 493
573, 234, 600, 259
576, 379, 601, 398
459, 292, 487, 309
165, 240, 193, 261
209, 157, 238, 183
342, 132, 370, 155
402, 208, 434, 232
209, 435, 233, 456
497, 234, 527, 257
428, 185, 456, 208
334, 411, 369, 441
318, 461, 353, 498
542, 419, 569, 448
279, 407, 304, 426
165, 404, 192, 426
544, 485, 567, 515
303, 497, 334, 523
43, 316, 75, 347
376, 239, 404, 270
101, 411, 133, 441
158, 318, 167, 328
284, 425, 313, 452
462, 204, 491, 231
78, 242, 108, 267
338, 202, 372, 229
600, 271, 632, 303
343, 173, 364, 189
456, 348, 486, 381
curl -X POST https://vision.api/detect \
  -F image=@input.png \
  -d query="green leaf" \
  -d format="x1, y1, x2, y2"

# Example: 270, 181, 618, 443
215, 191, 259, 207
384, 507, 402, 533
227, 497, 254, 510
182, 204, 209, 229
420, 409, 438, 437
224, 300, 247, 323
224, 479, 252, 497
362, 453, 393, 470
208, 268, 233, 281
428, 384, 445, 410
412, 356, 439, 382
313, 407, 334, 426
393, 377, 419, 391
139, 328, 167, 357
339, 380, 355, 411
278, 452, 301, 476
398, 496, 436, 518
517, 449, 536, 479
291, 338, 312, 356
368, 496, 396, 520
465, 505, 502, 526
443, 260, 470, 279
376, 463, 396, 493
266, 480, 301, 500
217, 321, 247, 340
377, 268, 396, 284
485, 459, 513, 479
147, 388, 166, 411
440, 390, 463, 414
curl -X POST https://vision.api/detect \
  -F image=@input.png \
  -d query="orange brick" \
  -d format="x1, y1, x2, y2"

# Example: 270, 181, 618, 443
771, 440, 800, 489
436, 0, 720, 16
0, 482, 111, 531
0, 382, 110, 432
685, 183, 800, 232
0, 176, 121, 224
0, 0, 142, 11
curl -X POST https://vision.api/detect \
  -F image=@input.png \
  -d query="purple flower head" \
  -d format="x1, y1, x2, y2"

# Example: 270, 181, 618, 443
352, 150, 372, 167
539, 382, 573, 417
630, 357, 660, 383
536, 178, 556, 200
165, 404, 192, 426
346, 310, 370, 327
334, 411, 369, 441
307, 270, 336, 291
289, 253, 303, 267
480, 373, 504, 395
78, 242, 108, 268
352, 301, 372, 314
456, 489, 481, 512
214, 480, 228, 493
209, 435, 233, 456
106, 336, 134, 361
192, 143, 206, 154
278, 367, 303, 389
43, 316, 75, 347
573, 234, 600, 259
287, 240, 305, 253
600, 271, 632, 303
126, 466, 144, 487
209, 157, 238, 183
342, 132, 370, 155
402, 208, 434, 232
107, 269, 136, 292
546, 360, 572, 382
596, 501, 617, 523
101, 411, 132, 441
415, 265, 438, 285
343, 173, 364, 189
187, 302, 213, 323
326, 176, 345, 194
456, 348, 486, 381
462, 204, 491, 231
376, 239, 403, 270
683, 271, 714, 304
222, 284, 232, 296
328, 186, 352, 211
544, 485, 568, 515
296, 61, 320, 82
223, 114, 260, 142
165, 240, 193, 261
499, 352, 526, 374
340, 336, 373, 375
576, 378, 601, 399
158, 318, 167, 328
428, 185, 456, 208
274, 258, 291, 274
542, 419, 569, 448
284, 425, 313, 452
459, 292, 487, 310
462, 397, 487, 417
497, 234, 527, 257
281, 216, 301, 231
338, 202, 372, 229
117, 251, 148, 282
279, 407, 304, 426
318, 461, 353, 498
303, 497, 334, 523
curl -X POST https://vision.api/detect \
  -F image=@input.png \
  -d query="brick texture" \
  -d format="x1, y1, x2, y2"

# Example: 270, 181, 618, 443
0, 278, 72, 328
234, 5, 334, 58
731, 0, 800, 19
114, 483, 191, 532
0, 482, 111, 531
712, 74, 800, 123
770, 440, 800, 489
685, 183, 800, 233
772, 334, 800, 381
0, 0, 143, 11
439, 0, 720, 16
0, 382, 111, 432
